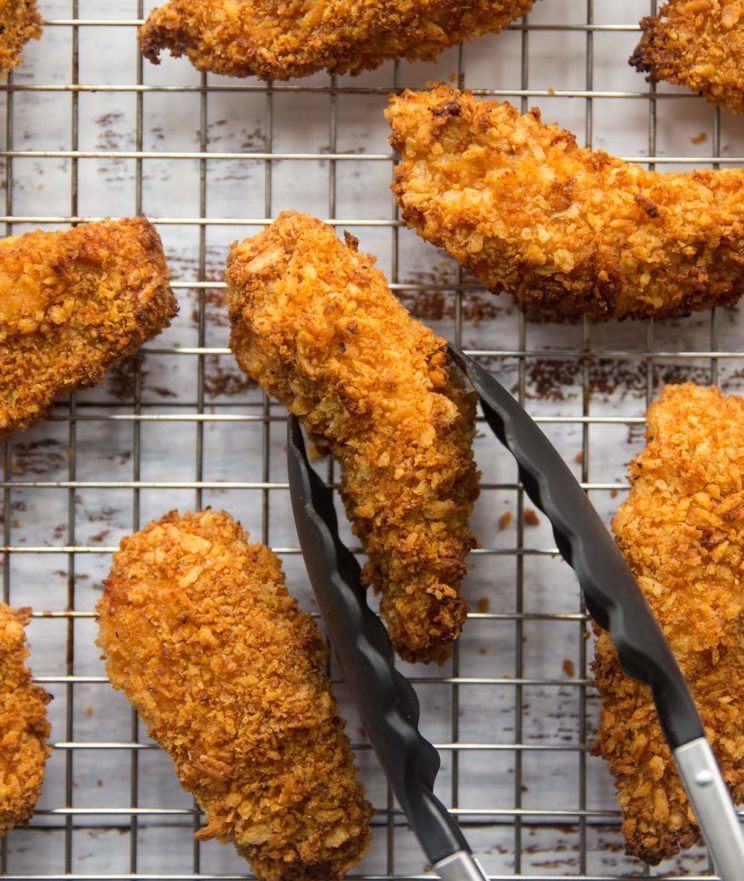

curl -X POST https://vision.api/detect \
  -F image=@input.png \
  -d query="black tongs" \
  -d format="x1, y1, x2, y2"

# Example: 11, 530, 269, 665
287, 346, 744, 881
287, 415, 488, 881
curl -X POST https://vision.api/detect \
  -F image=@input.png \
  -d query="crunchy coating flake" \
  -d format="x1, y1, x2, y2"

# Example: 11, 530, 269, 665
0, 604, 51, 838
631, 0, 744, 115
0, 1, 42, 74
387, 83, 744, 319
97, 509, 372, 881
139, 0, 534, 80
593, 384, 744, 864
0, 218, 177, 438
227, 212, 479, 664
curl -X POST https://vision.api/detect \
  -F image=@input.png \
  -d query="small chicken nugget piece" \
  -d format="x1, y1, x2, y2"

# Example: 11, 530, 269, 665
387, 83, 744, 319
593, 384, 744, 864
227, 212, 479, 664
97, 509, 372, 881
631, 0, 744, 115
0, 218, 177, 438
0, 1, 42, 74
139, 0, 535, 80
0, 604, 51, 837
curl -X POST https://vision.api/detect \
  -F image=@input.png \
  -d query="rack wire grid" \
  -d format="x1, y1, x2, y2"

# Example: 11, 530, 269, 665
2, 0, 744, 879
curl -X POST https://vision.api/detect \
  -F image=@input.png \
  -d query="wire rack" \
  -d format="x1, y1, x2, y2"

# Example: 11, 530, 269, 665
2, 1, 744, 879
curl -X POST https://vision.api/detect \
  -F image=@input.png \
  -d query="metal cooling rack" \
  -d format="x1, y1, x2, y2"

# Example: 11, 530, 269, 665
2, 1, 743, 879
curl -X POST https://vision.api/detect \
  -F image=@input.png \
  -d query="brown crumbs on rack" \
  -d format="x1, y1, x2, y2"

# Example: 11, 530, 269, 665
203, 355, 257, 398
107, 356, 141, 402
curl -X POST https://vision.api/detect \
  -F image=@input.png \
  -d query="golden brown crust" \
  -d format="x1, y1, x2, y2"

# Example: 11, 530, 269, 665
387, 83, 744, 320
0, 218, 177, 438
139, 0, 534, 79
0, 604, 51, 838
226, 212, 479, 664
0, 0, 42, 74
631, 0, 744, 115
593, 384, 744, 864
96, 509, 372, 881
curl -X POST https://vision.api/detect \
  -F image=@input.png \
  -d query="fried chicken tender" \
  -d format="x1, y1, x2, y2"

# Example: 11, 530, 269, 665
387, 84, 744, 319
593, 384, 744, 864
631, 0, 744, 115
227, 212, 479, 664
139, 0, 534, 80
0, 218, 177, 438
0, 604, 51, 837
97, 509, 372, 881
0, 1, 42, 74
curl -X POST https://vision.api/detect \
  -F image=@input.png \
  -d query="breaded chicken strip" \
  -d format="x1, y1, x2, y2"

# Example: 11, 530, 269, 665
387, 84, 744, 319
0, 604, 51, 837
0, 218, 177, 438
97, 509, 372, 881
0, 1, 42, 73
593, 384, 744, 864
227, 212, 479, 664
139, 0, 534, 80
631, 0, 744, 115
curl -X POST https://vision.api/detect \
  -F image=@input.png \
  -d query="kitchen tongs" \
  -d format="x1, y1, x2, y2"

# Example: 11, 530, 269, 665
287, 346, 744, 881
448, 345, 744, 879
287, 415, 488, 881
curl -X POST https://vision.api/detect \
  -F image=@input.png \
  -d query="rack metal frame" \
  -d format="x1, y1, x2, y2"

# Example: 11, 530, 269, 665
0, 2, 738, 879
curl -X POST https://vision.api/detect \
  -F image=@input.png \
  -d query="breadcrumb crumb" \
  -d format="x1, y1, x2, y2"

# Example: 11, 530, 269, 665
631, 1, 744, 115
139, 0, 534, 79
227, 212, 480, 664
387, 83, 744, 319
0, 218, 177, 438
0, 1, 42, 74
97, 509, 372, 881
593, 384, 744, 863
0, 604, 51, 837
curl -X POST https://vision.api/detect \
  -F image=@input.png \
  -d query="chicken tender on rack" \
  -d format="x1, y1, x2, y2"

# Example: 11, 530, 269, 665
593, 384, 744, 864
631, 0, 744, 115
97, 509, 372, 881
387, 83, 744, 319
227, 212, 479, 664
139, 0, 534, 80
0, 604, 51, 838
0, 1, 42, 73
0, 218, 177, 438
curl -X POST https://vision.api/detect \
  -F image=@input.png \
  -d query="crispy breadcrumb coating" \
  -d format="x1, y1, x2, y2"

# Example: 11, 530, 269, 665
227, 212, 479, 664
97, 509, 372, 881
0, 1, 42, 74
0, 604, 51, 837
387, 83, 744, 319
593, 384, 744, 864
0, 218, 177, 438
631, 0, 744, 115
139, 0, 534, 80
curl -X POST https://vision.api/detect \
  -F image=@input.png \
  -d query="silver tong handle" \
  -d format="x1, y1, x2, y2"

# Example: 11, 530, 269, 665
434, 851, 490, 881
674, 738, 744, 881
